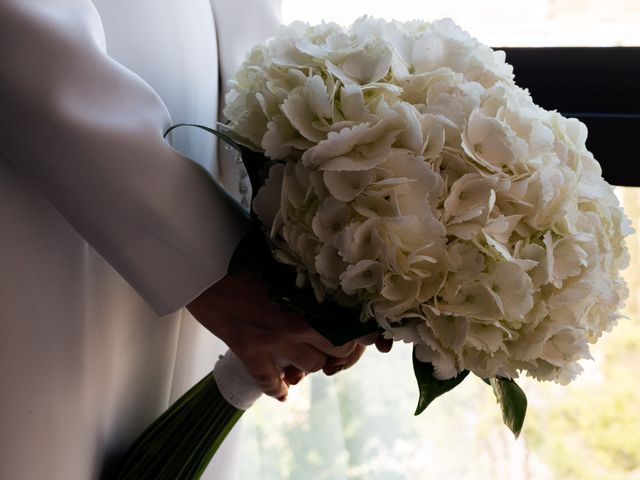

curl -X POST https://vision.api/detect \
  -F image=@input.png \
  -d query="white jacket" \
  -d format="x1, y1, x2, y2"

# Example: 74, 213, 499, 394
0, 0, 280, 478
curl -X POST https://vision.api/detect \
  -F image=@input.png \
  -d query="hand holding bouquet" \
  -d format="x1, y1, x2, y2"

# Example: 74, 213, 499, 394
118, 17, 631, 479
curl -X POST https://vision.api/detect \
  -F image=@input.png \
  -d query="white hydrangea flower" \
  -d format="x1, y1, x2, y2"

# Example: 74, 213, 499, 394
225, 16, 631, 385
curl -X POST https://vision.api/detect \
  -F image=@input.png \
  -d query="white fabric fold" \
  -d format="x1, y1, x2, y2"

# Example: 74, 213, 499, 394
1, 0, 249, 315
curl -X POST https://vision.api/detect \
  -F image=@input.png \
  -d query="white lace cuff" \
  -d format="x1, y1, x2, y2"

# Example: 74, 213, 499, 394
212, 350, 263, 410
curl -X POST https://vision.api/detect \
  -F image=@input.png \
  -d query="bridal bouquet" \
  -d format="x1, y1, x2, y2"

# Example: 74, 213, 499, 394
118, 17, 631, 479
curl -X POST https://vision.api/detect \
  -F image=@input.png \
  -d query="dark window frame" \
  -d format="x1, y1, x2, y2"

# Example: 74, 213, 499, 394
502, 47, 640, 186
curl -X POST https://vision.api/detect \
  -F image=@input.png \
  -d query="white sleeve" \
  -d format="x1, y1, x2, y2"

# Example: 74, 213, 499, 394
0, 0, 249, 315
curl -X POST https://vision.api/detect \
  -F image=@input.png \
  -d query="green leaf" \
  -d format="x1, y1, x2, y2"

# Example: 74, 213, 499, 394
413, 350, 469, 415
489, 377, 528, 438
164, 123, 244, 152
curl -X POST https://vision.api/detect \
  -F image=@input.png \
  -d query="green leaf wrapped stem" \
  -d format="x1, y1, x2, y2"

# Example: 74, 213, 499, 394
117, 373, 243, 480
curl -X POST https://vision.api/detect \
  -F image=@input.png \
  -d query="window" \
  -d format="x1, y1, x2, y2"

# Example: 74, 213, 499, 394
282, 0, 640, 47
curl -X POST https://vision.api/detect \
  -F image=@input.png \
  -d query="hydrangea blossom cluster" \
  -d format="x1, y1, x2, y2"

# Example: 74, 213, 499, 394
224, 17, 631, 384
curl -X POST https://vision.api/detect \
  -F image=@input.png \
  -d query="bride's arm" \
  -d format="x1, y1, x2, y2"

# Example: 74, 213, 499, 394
0, 0, 248, 315
0, 0, 379, 399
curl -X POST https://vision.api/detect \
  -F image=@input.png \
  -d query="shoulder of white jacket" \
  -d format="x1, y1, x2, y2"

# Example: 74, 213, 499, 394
0, 0, 107, 53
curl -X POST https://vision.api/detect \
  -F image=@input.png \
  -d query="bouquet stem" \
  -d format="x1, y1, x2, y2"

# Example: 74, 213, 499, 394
117, 351, 259, 480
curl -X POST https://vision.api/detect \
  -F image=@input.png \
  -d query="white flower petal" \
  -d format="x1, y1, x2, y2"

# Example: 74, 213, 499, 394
311, 197, 351, 242
323, 170, 375, 202
340, 259, 385, 294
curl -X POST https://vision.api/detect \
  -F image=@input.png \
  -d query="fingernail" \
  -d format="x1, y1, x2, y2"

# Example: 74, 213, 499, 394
328, 365, 344, 376
277, 394, 287, 402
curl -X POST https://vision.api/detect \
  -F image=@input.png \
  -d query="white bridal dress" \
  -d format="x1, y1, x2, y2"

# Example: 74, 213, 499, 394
0, 0, 281, 478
